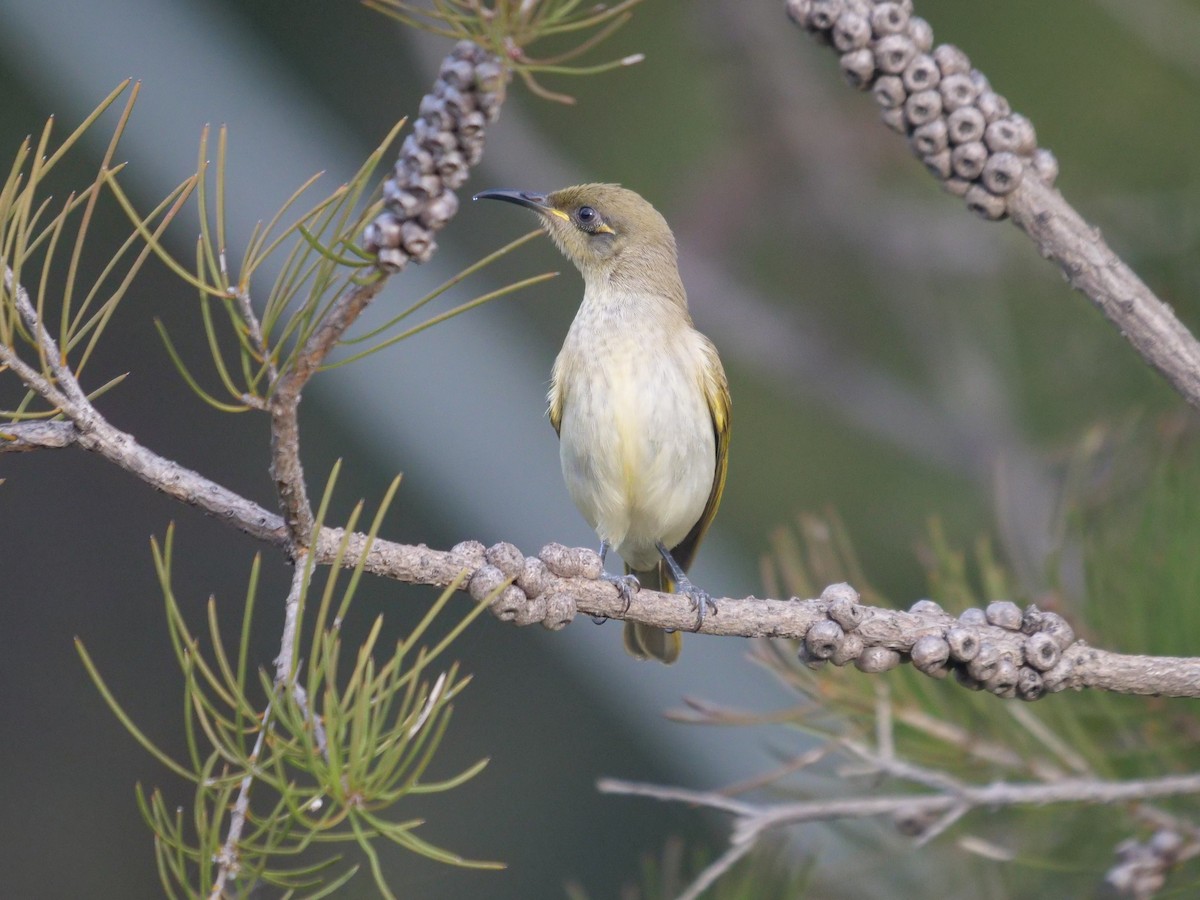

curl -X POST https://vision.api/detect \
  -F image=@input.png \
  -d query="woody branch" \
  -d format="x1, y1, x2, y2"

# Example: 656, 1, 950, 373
784, 0, 1200, 410
5, 412, 1200, 700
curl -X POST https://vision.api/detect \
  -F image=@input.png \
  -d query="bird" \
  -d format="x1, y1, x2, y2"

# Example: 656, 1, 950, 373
473, 184, 730, 663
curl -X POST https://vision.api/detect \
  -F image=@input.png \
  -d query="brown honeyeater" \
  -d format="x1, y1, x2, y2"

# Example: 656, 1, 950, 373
474, 184, 730, 664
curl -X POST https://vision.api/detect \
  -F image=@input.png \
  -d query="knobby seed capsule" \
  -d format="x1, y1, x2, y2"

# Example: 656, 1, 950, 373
1038, 611, 1076, 649
1017, 666, 1045, 701
875, 33, 918, 74
399, 221, 433, 262
831, 632, 865, 666
385, 186, 423, 218
906, 16, 933, 53
827, 595, 864, 631
911, 634, 951, 674
516, 557, 549, 597
1031, 147, 1059, 185
958, 607, 987, 627
540, 592, 576, 631
856, 645, 902, 673
981, 152, 1024, 196
440, 57, 476, 91
975, 90, 1011, 123
965, 183, 1007, 220
469, 564, 507, 602
364, 216, 401, 251
805, 619, 846, 659
987, 658, 1019, 698
951, 142, 988, 180
486, 541, 525, 578
1023, 631, 1062, 671
420, 189, 461, 229
440, 84, 477, 115
946, 105, 986, 145
911, 118, 949, 155
820, 582, 861, 604
985, 600, 1024, 630
909, 598, 944, 616
840, 48, 877, 88
1041, 657, 1075, 693
1149, 830, 1184, 858
945, 625, 979, 661
939, 72, 978, 111
985, 114, 1037, 155
833, 11, 872, 51
870, 2, 909, 37
902, 53, 940, 92
510, 591, 548, 627
808, 0, 844, 32
872, 74, 907, 109
932, 44, 970, 77
904, 89, 943, 127
966, 641, 1001, 682
450, 539, 487, 568
785, 0, 814, 27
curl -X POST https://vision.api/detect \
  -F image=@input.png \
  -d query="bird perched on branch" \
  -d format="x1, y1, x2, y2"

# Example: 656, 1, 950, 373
474, 184, 730, 663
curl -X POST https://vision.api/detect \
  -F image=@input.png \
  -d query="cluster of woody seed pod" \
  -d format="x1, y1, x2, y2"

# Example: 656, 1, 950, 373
784, 0, 1058, 220
363, 41, 507, 272
800, 585, 1077, 701
457, 540, 583, 632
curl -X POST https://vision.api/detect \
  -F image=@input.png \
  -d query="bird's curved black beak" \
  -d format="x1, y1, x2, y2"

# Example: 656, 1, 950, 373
473, 189, 553, 213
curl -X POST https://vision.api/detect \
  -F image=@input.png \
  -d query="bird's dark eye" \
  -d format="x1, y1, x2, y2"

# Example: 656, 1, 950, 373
577, 205, 596, 223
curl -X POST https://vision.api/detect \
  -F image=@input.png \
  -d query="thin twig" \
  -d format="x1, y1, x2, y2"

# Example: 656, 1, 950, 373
209, 700, 271, 900
273, 555, 310, 685
210, 553, 313, 896
1005, 176, 1200, 411
265, 278, 387, 547
598, 770, 1200, 899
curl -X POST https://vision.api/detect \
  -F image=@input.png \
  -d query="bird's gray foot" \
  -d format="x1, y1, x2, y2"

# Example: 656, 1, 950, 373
675, 574, 716, 631
603, 572, 640, 614
654, 541, 717, 631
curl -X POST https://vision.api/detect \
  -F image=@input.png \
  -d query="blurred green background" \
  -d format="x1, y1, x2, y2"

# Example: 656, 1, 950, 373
1, 0, 1199, 896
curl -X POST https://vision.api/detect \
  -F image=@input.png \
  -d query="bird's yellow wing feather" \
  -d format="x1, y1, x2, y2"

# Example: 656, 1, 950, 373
668, 345, 730, 578
547, 361, 565, 437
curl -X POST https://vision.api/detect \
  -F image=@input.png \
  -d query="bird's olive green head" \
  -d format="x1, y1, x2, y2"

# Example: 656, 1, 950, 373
474, 184, 679, 284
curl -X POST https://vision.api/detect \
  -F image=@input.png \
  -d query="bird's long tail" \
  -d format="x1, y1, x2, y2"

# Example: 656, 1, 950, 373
622, 560, 682, 664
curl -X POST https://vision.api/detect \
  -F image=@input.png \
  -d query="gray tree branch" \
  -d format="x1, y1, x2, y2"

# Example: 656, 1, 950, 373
5, 414, 1200, 699
1005, 176, 1200, 408
787, 0, 1200, 411
599, 769, 1200, 900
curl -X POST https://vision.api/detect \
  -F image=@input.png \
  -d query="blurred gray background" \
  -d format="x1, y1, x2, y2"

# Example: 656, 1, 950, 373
1, 0, 1198, 896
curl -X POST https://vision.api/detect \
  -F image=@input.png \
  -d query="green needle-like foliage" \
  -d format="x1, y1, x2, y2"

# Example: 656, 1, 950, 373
742, 489, 1200, 895
367, 0, 647, 103
78, 474, 503, 897
106, 119, 554, 410
0, 82, 184, 419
